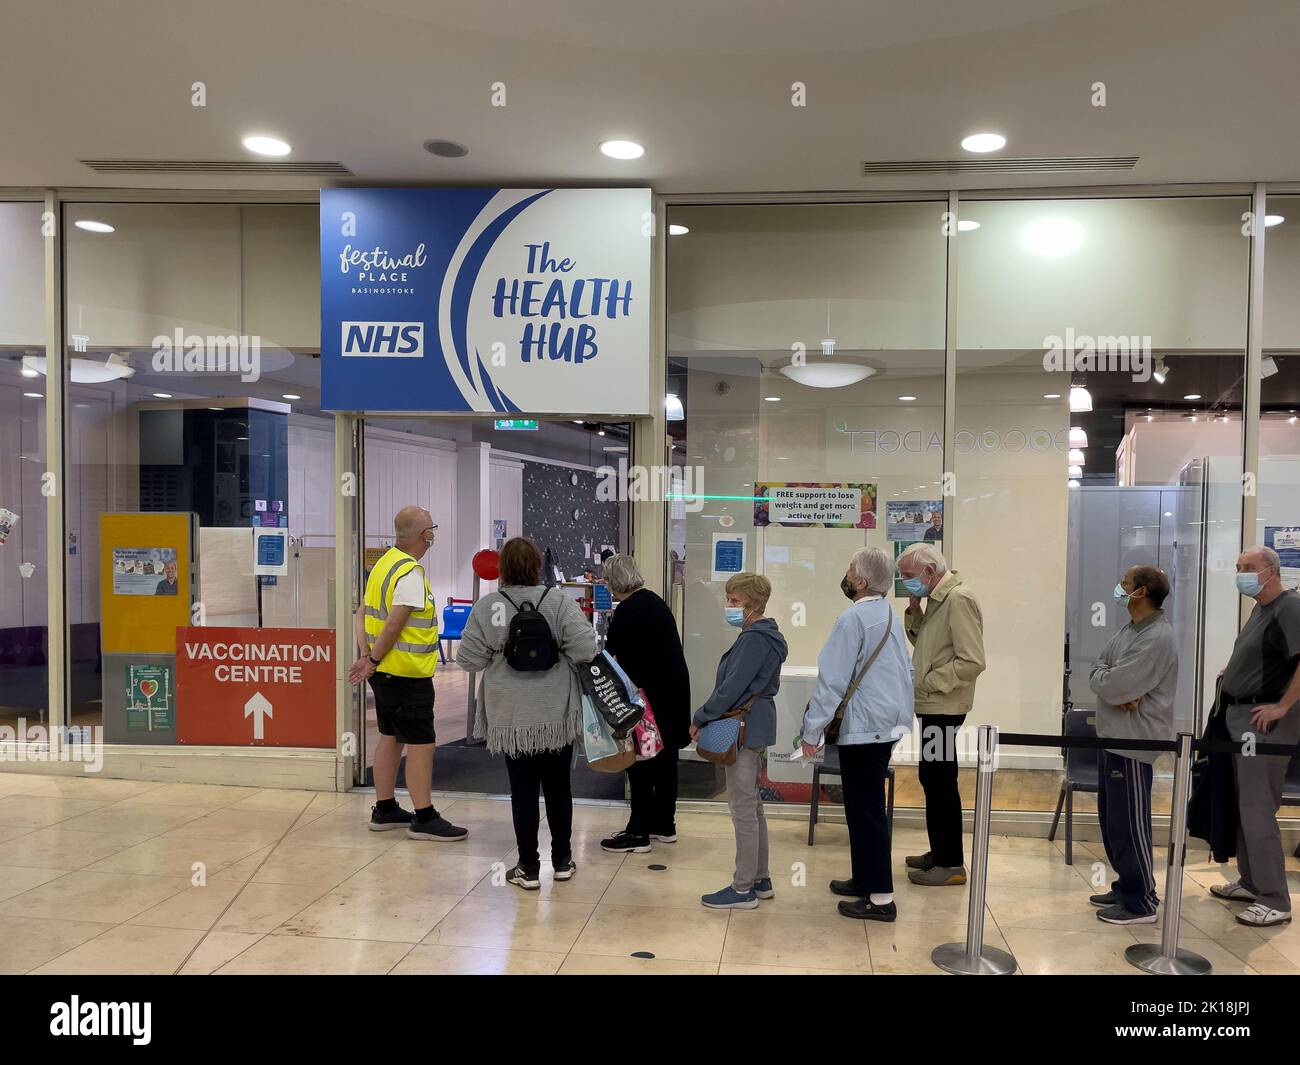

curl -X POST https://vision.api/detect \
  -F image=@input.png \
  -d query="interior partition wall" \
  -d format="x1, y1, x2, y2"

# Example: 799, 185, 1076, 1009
663, 185, 1273, 815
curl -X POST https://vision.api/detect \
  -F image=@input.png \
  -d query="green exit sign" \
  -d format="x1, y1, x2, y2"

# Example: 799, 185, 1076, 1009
494, 419, 539, 431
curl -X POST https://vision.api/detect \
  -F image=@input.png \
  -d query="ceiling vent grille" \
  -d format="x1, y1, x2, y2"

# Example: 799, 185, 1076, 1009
861, 156, 1138, 175
82, 159, 353, 175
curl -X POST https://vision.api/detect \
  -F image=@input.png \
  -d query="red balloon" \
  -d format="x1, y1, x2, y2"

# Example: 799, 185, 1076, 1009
472, 549, 500, 581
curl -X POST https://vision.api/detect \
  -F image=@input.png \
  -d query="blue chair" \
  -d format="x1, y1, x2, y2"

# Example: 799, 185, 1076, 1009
439, 600, 472, 663
1048, 709, 1100, 865
807, 743, 895, 846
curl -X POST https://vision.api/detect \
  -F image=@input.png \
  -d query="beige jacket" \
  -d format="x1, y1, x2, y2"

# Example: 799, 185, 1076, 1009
903, 570, 986, 716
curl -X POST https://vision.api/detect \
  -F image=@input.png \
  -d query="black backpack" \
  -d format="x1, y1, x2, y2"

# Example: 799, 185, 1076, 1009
499, 588, 560, 672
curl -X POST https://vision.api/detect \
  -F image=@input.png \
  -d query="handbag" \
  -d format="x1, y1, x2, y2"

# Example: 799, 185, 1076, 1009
696, 696, 757, 766
633, 690, 664, 761
577, 651, 645, 738
820, 610, 893, 745
581, 692, 637, 773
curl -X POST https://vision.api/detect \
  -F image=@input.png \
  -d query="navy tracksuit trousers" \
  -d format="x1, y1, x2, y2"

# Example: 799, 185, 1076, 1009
1097, 750, 1159, 915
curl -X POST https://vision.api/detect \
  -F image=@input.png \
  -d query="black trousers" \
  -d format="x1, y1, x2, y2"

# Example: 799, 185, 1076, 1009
1098, 750, 1159, 915
838, 741, 895, 894
917, 715, 964, 867
625, 747, 679, 836
503, 744, 574, 872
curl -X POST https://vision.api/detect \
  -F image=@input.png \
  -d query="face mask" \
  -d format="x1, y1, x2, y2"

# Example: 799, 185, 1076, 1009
840, 576, 857, 600
901, 576, 929, 597
1113, 583, 1130, 604
1236, 572, 1262, 598
724, 607, 746, 627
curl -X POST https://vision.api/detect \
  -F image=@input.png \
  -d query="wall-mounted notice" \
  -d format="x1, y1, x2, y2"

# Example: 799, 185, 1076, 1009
113, 547, 180, 596
753, 483, 877, 529
1265, 526, 1300, 578
125, 663, 174, 731
254, 528, 289, 577
711, 533, 747, 583
320, 187, 652, 415
886, 500, 944, 542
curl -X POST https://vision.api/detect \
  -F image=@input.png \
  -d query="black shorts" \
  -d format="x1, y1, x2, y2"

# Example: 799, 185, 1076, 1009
369, 672, 436, 745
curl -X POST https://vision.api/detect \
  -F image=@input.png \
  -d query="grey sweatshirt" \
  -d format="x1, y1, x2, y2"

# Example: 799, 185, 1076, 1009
456, 584, 598, 757
1088, 609, 1179, 764
693, 618, 788, 750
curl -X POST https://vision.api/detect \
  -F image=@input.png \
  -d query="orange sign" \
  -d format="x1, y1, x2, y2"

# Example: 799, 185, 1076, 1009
175, 627, 335, 748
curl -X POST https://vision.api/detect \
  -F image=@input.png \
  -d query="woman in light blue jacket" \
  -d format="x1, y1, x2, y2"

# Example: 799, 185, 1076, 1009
800, 546, 914, 922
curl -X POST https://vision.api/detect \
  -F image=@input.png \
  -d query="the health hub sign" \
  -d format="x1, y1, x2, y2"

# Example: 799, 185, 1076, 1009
320, 188, 652, 415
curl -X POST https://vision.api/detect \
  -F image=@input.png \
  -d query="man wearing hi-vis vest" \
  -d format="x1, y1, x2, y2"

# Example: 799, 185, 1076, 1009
348, 505, 468, 841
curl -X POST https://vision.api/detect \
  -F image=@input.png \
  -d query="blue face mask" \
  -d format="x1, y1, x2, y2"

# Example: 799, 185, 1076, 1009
900, 576, 929, 597
1113, 583, 1130, 603
1236, 572, 1262, 598
724, 607, 746, 627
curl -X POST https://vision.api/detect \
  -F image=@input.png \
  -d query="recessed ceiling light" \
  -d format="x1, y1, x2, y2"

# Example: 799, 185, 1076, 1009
152, 392, 172, 399
75, 219, 115, 234
24, 392, 43, 399
764, 396, 782, 402
780, 363, 875, 388
957, 220, 980, 232
572, 420, 584, 424
242, 134, 291, 157
668, 224, 689, 236
424, 139, 468, 158
208, 407, 223, 411
282, 393, 301, 400
599, 139, 644, 160
898, 395, 917, 402
597, 430, 605, 436
21, 367, 38, 378
1183, 393, 1202, 400
1265, 214, 1285, 227
961, 132, 1006, 153
1043, 393, 1061, 400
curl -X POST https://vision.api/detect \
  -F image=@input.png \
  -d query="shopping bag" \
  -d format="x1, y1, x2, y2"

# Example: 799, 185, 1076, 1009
633, 690, 664, 761
581, 692, 635, 772
576, 651, 644, 739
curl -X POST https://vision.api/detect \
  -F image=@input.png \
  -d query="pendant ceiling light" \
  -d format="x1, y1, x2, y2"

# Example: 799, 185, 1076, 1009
780, 362, 875, 388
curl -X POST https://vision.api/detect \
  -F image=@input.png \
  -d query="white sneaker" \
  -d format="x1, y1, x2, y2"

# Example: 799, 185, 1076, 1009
1236, 902, 1292, 927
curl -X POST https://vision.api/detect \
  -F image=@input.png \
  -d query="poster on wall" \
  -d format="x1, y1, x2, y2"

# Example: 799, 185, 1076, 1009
0, 506, 16, 545
320, 187, 652, 415
124, 663, 174, 731
712, 533, 747, 583
886, 500, 944, 542
493, 519, 507, 551
753, 483, 876, 529
1265, 526, 1300, 580
113, 547, 180, 595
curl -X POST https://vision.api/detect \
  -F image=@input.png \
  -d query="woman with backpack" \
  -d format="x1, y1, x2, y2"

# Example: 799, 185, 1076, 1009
457, 537, 598, 890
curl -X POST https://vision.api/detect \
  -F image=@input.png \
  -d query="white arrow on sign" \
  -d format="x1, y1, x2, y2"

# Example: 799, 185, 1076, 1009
244, 692, 273, 741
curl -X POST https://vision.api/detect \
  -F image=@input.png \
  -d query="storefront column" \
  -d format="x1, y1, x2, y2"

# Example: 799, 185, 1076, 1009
454, 442, 492, 599
633, 197, 668, 595
43, 189, 68, 732
334, 412, 359, 790
1241, 181, 1266, 626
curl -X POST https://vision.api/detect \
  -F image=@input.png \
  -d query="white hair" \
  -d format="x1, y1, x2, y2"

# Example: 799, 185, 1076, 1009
851, 546, 894, 595
602, 554, 644, 595
897, 542, 948, 575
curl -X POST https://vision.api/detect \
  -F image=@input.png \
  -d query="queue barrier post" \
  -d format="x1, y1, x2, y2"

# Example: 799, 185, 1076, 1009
1124, 731, 1211, 975
932, 723, 1018, 975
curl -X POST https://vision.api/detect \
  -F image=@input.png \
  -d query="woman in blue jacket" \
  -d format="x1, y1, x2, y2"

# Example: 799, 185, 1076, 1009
693, 573, 788, 910
801, 547, 915, 921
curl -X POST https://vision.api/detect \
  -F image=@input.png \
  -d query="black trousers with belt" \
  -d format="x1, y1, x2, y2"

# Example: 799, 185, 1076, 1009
838, 741, 896, 894
625, 746, 679, 836
917, 714, 965, 868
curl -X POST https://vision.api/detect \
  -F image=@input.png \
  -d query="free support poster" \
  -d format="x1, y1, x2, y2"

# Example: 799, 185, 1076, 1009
753, 482, 877, 529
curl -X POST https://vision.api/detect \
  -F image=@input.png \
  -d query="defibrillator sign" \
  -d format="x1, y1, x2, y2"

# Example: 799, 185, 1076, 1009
175, 627, 335, 747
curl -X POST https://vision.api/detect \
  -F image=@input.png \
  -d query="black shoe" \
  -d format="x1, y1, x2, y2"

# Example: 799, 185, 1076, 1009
838, 898, 897, 922
829, 878, 868, 897
904, 851, 936, 871
1096, 903, 1157, 925
506, 864, 540, 890
406, 816, 469, 842
600, 831, 651, 853
553, 859, 577, 881
1089, 890, 1119, 908
369, 803, 414, 831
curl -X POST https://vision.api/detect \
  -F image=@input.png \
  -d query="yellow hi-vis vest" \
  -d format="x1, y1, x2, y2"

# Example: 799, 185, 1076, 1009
363, 547, 439, 678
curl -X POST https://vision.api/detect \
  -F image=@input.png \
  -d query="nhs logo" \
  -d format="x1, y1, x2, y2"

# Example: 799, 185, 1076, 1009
341, 321, 424, 358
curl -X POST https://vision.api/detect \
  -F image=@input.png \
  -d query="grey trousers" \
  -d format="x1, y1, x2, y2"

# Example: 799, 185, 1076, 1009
725, 747, 770, 892
1226, 703, 1300, 911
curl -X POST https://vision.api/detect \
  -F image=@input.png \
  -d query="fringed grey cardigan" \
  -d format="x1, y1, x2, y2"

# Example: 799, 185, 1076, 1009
455, 584, 599, 757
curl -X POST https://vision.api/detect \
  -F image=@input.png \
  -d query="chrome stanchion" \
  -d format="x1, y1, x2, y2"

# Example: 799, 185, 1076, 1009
932, 723, 1017, 975
1125, 732, 1211, 975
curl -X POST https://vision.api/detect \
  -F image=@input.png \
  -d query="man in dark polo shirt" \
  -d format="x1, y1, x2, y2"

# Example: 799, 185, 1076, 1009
1210, 546, 1300, 927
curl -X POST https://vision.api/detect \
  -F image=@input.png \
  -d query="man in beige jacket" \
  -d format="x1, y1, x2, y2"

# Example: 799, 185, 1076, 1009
897, 544, 986, 886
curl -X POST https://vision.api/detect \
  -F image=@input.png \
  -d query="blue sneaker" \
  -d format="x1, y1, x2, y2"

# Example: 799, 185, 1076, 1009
753, 878, 775, 900
701, 885, 759, 910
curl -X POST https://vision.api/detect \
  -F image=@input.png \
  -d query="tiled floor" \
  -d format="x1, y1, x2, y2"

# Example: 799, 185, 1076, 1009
0, 769, 1297, 975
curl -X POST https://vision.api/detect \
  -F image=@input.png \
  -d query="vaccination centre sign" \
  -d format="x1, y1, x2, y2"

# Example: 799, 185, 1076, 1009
320, 187, 652, 415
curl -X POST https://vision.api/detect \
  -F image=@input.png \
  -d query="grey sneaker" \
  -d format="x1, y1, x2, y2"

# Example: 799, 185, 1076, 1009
905, 851, 937, 871
1097, 903, 1157, 925
907, 865, 967, 887
1089, 890, 1119, 908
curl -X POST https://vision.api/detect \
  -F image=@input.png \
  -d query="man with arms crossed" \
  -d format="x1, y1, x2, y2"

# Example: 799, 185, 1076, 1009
1088, 565, 1177, 925
348, 506, 467, 841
